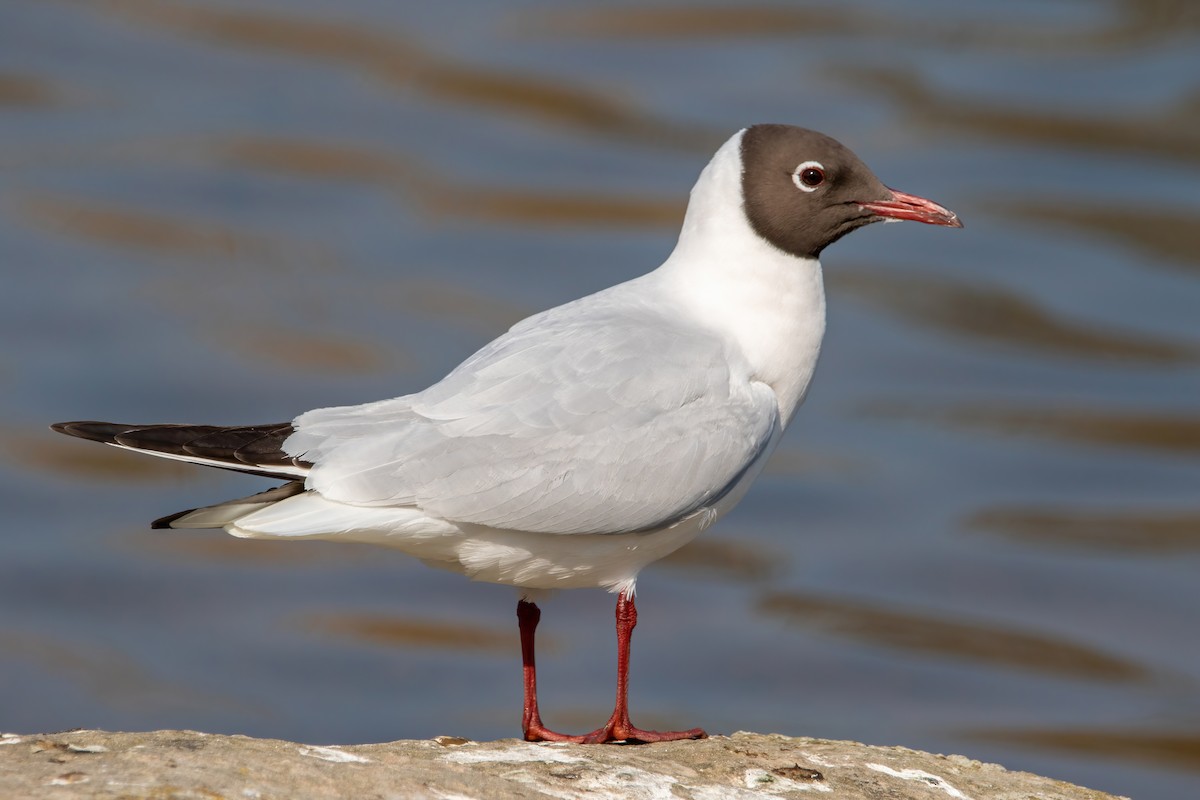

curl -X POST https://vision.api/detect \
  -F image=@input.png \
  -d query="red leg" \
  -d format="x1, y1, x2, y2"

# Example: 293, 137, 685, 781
517, 593, 706, 744
519, 599, 595, 742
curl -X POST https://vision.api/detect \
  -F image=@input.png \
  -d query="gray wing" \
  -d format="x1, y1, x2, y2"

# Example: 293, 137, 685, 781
286, 299, 780, 535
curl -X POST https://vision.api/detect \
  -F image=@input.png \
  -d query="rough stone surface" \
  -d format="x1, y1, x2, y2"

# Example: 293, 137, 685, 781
0, 729, 1126, 800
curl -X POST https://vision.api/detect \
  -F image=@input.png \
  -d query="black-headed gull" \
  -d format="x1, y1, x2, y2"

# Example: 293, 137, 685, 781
54, 124, 962, 744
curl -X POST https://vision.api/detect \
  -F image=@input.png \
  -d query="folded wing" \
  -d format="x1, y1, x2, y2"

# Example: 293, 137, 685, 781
287, 300, 780, 535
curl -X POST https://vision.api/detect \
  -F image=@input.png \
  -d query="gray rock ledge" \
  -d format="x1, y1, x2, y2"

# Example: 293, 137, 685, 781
0, 729, 1126, 800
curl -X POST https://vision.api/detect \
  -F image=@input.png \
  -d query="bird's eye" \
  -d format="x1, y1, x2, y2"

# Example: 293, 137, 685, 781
792, 161, 826, 193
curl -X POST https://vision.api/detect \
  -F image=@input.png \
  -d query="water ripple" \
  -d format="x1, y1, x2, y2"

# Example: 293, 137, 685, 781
304, 612, 516, 653
991, 201, 1200, 273
843, 67, 1200, 163
68, 0, 714, 149
966, 727, 1200, 774
220, 136, 684, 228
867, 403, 1200, 455
832, 268, 1194, 364
759, 590, 1150, 683
967, 506, 1200, 554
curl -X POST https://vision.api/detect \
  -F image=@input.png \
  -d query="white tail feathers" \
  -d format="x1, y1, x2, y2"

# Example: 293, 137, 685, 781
228, 492, 455, 540
152, 481, 306, 529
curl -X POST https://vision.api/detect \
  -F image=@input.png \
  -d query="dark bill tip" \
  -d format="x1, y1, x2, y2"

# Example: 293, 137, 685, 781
858, 189, 963, 228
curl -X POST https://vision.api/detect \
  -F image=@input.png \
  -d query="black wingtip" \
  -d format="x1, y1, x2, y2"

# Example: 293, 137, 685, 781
50, 421, 128, 444
50, 420, 306, 480
151, 508, 193, 530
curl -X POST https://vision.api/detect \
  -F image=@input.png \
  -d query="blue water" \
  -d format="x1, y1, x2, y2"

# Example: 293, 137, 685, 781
3, 2, 1199, 797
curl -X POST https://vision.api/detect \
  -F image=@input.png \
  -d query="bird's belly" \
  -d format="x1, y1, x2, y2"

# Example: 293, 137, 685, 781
230, 434, 777, 593
443, 517, 712, 593
417, 441, 772, 592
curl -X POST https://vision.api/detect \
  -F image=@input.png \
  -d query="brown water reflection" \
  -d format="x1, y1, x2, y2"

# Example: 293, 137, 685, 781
831, 269, 1194, 363
759, 591, 1149, 682
870, 404, 1200, 455
0, 629, 247, 713
0, 136, 207, 173
15, 192, 394, 373
968, 506, 1200, 554
220, 138, 409, 186
527, 6, 868, 40
17, 193, 314, 267
529, 2, 1200, 52
209, 324, 391, 375
389, 280, 533, 333
844, 68, 1200, 163
762, 447, 868, 478
993, 201, 1200, 272
0, 73, 57, 108
305, 613, 515, 653
72, 0, 714, 150
967, 727, 1200, 774
656, 536, 781, 583
4, 429, 197, 482
1093, 0, 1200, 48
221, 137, 684, 229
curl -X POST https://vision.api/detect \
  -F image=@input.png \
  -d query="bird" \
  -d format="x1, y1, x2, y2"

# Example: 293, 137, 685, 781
52, 124, 962, 744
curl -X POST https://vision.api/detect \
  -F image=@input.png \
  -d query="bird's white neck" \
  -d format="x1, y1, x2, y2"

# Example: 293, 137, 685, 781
655, 130, 827, 425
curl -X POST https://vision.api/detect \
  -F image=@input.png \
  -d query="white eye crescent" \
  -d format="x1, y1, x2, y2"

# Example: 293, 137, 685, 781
792, 160, 826, 192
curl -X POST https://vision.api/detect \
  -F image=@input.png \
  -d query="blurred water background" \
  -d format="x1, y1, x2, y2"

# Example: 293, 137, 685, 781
2, 1, 1199, 797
